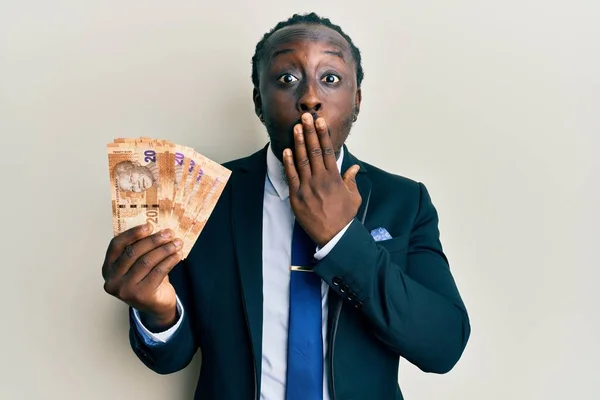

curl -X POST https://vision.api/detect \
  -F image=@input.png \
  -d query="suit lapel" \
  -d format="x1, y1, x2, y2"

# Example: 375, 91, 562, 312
341, 146, 373, 224
327, 145, 373, 326
231, 146, 268, 383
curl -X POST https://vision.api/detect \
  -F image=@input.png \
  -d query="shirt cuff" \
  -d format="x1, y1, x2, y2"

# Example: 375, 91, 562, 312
131, 296, 184, 346
314, 220, 353, 261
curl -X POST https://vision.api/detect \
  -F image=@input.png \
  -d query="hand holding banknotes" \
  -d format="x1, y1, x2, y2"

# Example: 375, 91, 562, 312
103, 137, 231, 331
102, 223, 181, 331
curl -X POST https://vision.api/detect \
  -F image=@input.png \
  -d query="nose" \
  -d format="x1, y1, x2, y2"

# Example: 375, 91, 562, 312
297, 81, 322, 114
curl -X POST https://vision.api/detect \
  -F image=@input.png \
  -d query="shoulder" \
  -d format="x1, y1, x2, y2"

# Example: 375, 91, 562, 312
222, 154, 254, 171
221, 146, 268, 174
356, 158, 440, 233
357, 156, 440, 221
361, 160, 423, 200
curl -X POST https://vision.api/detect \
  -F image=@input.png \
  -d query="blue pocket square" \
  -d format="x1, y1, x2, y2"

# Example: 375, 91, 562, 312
370, 227, 392, 242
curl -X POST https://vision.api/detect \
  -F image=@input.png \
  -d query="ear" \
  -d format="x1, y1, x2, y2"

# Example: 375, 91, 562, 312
253, 87, 262, 118
354, 88, 362, 116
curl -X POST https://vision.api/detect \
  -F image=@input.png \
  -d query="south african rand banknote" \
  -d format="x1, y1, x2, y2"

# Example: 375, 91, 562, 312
111, 138, 176, 230
178, 157, 230, 254
170, 145, 202, 235
173, 152, 231, 257
180, 169, 228, 257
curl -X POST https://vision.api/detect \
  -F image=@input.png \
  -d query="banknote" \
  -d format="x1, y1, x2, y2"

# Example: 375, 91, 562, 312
107, 141, 167, 234
169, 144, 189, 230
174, 153, 231, 256
107, 138, 231, 258
171, 148, 204, 237
113, 138, 176, 229
181, 170, 228, 257
177, 166, 215, 243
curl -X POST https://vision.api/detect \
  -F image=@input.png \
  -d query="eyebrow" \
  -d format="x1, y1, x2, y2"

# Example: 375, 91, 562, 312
324, 50, 345, 61
271, 48, 295, 59
270, 48, 346, 62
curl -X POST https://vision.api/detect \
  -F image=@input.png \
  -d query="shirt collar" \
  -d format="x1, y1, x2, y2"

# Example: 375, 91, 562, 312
266, 143, 345, 200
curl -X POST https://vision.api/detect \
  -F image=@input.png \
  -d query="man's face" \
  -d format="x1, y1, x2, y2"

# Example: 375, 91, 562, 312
255, 24, 361, 162
117, 166, 153, 193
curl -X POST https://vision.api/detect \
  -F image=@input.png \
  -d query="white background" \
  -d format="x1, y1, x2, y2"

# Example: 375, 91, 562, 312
1, 1, 598, 399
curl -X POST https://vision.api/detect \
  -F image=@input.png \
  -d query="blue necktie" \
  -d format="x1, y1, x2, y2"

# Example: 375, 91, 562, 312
286, 221, 323, 400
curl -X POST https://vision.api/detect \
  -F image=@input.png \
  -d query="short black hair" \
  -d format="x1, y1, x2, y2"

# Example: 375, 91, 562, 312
251, 12, 364, 89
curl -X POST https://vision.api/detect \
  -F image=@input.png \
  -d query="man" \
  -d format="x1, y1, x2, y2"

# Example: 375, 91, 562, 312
102, 12, 471, 400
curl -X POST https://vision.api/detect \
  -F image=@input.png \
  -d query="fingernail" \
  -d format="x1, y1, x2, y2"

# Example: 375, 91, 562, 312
161, 229, 173, 238
284, 149, 292, 157
142, 223, 149, 232
302, 113, 311, 123
174, 238, 183, 248
316, 119, 325, 129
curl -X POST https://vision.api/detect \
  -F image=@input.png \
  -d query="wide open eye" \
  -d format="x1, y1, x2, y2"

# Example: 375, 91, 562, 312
322, 74, 340, 84
278, 74, 298, 84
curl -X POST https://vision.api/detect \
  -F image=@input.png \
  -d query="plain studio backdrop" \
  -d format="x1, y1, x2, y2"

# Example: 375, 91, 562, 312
1, 1, 598, 399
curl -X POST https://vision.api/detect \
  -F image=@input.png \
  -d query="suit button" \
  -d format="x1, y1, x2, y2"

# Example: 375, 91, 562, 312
340, 284, 349, 293
332, 277, 342, 286
348, 292, 357, 301
355, 301, 363, 309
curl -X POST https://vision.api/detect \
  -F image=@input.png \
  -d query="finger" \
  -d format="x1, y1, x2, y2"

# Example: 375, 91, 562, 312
103, 223, 153, 276
282, 148, 301, 193
301, 113, 325, 173
293, 123, 311, 181
111, 229, 177, 278
315, 117, 337, 171
343, 164, 361, 193
126, 238, 183, 285
139, 248, 183, 290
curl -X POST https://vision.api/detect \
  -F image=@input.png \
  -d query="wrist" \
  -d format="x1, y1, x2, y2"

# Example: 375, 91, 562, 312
315, 220, 353, 247
139, 305, 178, 333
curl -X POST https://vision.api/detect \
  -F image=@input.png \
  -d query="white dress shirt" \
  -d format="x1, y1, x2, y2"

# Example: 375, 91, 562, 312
132, 144, 350, 400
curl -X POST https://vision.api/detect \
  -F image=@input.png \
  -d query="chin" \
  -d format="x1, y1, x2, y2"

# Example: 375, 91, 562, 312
268, 135, 293, 156
269, 144, 286, 162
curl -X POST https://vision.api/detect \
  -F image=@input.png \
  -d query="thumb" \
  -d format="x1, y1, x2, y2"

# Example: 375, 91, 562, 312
343, 164, 360, 192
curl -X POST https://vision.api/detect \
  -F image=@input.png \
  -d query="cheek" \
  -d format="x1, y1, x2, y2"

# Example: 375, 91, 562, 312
323, 103, 355, 148
265, 91, 296, 114
118, 177, 130, 190
132, 174, 144, 188
321, 85, 356, 113
324, 102, 354, 129
142, 175, 152, 189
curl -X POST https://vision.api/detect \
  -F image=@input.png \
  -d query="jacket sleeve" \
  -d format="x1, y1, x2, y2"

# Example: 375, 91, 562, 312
128, 258, 200, 375
313, 182, 471, 374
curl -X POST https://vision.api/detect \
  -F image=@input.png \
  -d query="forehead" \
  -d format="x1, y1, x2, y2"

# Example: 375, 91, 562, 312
262, 24, 353, 63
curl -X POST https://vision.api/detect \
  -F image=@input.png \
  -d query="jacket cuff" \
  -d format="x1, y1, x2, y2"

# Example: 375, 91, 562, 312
313, 218, 378, 310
